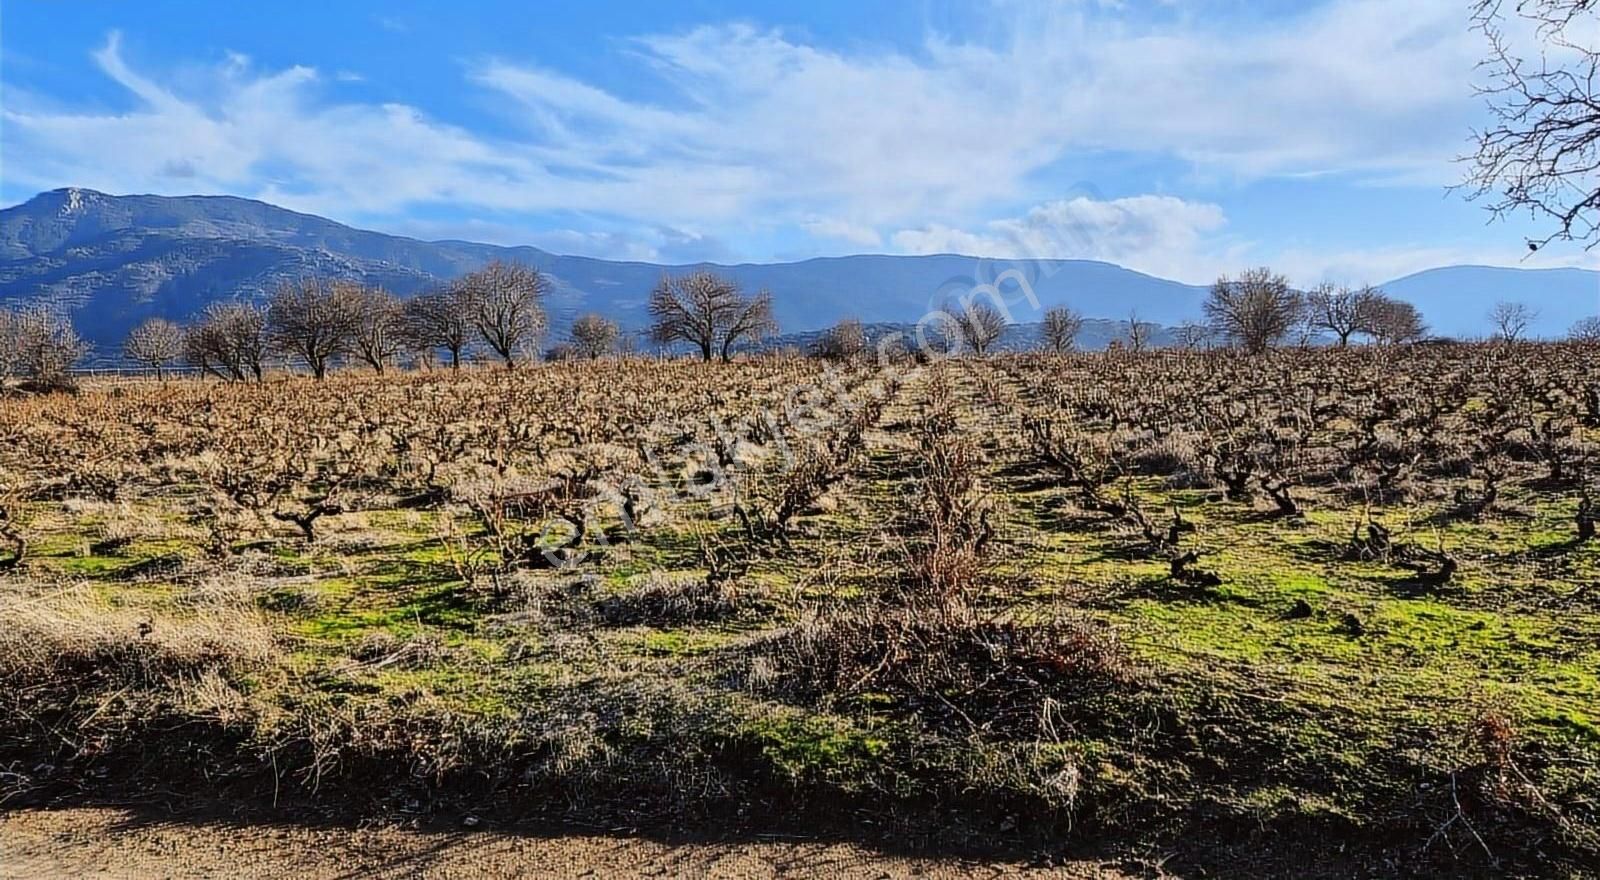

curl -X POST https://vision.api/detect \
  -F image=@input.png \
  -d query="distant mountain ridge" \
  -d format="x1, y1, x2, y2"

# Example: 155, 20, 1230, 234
1, 188, 1595, 352
1378, 265, 1598, 338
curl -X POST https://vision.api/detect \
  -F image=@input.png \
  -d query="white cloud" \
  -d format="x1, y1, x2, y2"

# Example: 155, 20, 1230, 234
889, 195, 1599, 286
0, 3, 1527, 277
892, 195, 1235, 282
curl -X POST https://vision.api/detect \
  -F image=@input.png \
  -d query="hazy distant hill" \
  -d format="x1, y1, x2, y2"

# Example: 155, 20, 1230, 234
1, 188, 1594, 352
1380, 265, 1598, 339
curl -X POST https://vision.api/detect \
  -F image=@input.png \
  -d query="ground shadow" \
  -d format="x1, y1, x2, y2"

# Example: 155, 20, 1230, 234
5, 772, 1548, 880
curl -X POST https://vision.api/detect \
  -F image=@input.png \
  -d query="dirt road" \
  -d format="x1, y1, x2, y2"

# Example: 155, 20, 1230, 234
0, 807, 1133, 879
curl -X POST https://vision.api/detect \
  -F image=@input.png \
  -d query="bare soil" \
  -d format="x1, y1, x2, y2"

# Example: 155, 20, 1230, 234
0, 807, 1131, 879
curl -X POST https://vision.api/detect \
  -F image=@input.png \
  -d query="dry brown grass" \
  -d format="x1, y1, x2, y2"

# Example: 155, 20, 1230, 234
0, 581, 280, 690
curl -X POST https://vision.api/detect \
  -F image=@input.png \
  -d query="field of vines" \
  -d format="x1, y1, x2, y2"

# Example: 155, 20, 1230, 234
2, 344, 1598, 876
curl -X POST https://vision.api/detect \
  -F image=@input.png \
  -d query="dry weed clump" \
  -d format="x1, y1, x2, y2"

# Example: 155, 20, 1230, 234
902, 370, 994, 614
176, 667, 254, 727
760, 606, 1129, 738
0, 582, 280, 691
1415, 711, 1600, 866
1130, 431, 1203, 479
176, 565, 283, 606
485, 677, 753, 819
254, 690, 518, 793
594, 571, 751, 626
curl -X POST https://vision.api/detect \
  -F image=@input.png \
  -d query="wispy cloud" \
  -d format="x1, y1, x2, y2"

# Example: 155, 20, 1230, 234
0, 3, 1507, 278
890, 195, 1235, 282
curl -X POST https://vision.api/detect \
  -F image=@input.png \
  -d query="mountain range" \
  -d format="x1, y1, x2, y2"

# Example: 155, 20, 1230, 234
1, 188, 1595, 354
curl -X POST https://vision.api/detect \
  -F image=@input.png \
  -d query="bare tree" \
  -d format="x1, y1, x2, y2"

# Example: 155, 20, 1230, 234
719, 291, 776, 362
123, 317, 184, 378
267, 278, 361, 380
956, 301, 1008, 356
651, 272, 727, 361
347, 285, 405, 373
403, 287, 472, 369
233, 306, 268, 378
1204, 268, 1304, 354
457, 261, 547, 367
1040, 306, 1083, 353
1463, 0, 1600, 250
0, 306, 85, 389
183, 316, 223, 380
185, 302, 267, 382
1570, 315, 1600, 342
1369, 299, 1429, 344
1173, 322, 1211, 350
649, 271, 777, 362
570, 313, 621, 359
1489, 300, 1538, 342
812, 317, 868, 362
1306, 284, 1382, 346
1125, 310, 1157, 353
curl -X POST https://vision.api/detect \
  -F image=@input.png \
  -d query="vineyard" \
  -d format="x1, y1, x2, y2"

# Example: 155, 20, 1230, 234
2, 344, 1598, 876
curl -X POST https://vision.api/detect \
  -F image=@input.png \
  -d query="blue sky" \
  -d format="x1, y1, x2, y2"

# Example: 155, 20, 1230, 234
3, 0, 1595, 284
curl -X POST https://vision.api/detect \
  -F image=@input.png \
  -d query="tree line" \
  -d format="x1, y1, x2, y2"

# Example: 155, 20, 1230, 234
1201, 269, 1430, 354
808, 268, 1573, 361
118, 262, 779, 381
0, 259, 1592, 388
1198, 269, 1577, 353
